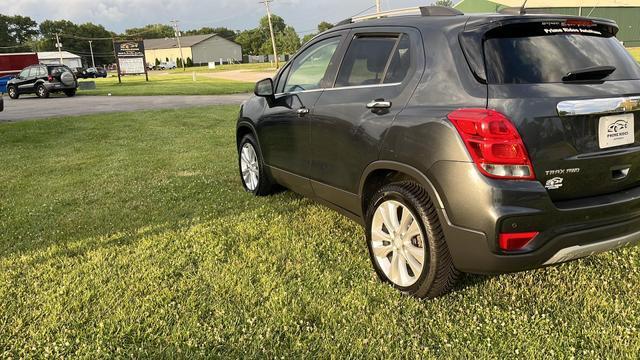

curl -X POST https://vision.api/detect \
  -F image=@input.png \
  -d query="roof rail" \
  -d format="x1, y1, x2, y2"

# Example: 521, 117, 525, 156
498, 7, 526, 15
338, 6, 463, 25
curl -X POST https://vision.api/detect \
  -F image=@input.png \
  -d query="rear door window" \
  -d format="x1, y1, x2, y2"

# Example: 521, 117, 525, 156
484, 21, 640, 84
335, 35, 399, 87
27, 67, 39, 78
384, 34, 411, 84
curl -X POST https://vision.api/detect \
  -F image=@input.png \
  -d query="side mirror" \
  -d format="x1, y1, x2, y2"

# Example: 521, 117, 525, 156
254, 78, 274, 98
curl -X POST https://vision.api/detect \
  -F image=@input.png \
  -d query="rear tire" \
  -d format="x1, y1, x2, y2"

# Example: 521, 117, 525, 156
238, 134, 276, 196
64, 89, 77, 97
7, 85, 19, 99
366, 181, 460, 299
36, 84, 49, 98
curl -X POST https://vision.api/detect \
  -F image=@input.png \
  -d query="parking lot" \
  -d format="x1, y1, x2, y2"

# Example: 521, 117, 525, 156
0, 93, 250, 122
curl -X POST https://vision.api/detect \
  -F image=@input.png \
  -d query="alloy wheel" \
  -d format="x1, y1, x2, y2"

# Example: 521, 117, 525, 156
370, 200, 426, 287
240, 143, 260, 191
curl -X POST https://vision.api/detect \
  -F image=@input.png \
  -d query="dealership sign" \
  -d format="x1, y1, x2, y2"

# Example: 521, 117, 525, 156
114, 40, 147, 76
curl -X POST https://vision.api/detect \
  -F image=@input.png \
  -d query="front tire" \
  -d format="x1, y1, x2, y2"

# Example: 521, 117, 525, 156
7, 85, 19, 99
366, 181, 460, 299
238, 134, 276, 196
36, 84, 50, 98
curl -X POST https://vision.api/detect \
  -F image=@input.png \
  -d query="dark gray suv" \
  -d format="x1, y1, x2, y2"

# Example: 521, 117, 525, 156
236, 6, 640, 298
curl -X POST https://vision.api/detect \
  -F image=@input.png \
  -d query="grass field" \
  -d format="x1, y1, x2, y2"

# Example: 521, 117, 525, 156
2, 107, 640, 358
78, 74, 253, 96
629, 47, 640, 62
167, 63, 277, 74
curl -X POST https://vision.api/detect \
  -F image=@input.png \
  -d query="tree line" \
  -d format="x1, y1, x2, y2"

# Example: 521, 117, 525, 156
0, 13, 333, 66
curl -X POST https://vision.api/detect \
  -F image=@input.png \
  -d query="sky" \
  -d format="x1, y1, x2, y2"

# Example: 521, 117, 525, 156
0, 0, 440, 35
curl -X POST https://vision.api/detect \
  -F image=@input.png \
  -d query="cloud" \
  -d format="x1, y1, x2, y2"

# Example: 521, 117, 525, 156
0, 0, 428, 33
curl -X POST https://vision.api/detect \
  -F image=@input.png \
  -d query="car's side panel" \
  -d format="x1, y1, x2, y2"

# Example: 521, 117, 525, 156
380, 22, 486, 183
310, 27, 425, 197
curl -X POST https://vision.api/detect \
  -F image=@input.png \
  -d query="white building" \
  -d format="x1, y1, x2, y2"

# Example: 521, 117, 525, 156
37, 51, 82, 68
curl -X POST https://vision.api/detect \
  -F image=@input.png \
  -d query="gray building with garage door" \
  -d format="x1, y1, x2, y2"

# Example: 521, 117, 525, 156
144, 34, 242, 65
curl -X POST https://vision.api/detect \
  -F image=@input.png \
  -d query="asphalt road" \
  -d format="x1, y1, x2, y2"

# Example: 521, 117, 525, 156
0, 94, 251, 122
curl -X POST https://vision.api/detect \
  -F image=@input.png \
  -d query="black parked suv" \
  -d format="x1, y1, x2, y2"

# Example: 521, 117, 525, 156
236, 6, 640, 298
7, 64, 78, 99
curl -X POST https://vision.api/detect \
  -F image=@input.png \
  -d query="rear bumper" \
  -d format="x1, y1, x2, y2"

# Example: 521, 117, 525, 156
44, 82, 76, 91
429, 161, 640, 274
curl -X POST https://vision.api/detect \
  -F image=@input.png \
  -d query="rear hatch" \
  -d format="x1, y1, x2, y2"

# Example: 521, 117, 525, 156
468, 18, 640, 201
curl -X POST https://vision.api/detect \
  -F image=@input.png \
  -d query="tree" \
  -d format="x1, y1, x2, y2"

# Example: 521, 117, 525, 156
236, 29, 265, 56
124, 24, 174, 39
274, 26, 300, 55
185, 27, 237, 41
434, 0, 454, 7
186, 57, 193, 67
301, 21, 334, 45
237, 14, 302, 56
39, 20, 115, 65
0, 14, 39, 53
259, 14, 286, 35
317, 21, 334, 33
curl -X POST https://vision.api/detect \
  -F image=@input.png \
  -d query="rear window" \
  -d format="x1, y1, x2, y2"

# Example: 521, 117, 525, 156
484, 21, 640, 84
48, 66, 69, 76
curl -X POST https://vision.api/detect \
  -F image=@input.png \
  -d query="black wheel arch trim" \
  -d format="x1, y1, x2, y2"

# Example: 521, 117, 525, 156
359, 161, 445, 209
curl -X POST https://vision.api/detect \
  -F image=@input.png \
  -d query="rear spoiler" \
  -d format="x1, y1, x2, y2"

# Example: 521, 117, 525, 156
459, 16, 619, 84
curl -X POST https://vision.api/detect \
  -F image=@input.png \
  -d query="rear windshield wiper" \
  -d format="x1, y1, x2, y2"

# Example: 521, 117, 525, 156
562, 66, 616, 82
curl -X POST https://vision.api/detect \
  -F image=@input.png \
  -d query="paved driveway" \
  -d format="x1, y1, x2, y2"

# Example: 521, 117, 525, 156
0, 94, 251, 122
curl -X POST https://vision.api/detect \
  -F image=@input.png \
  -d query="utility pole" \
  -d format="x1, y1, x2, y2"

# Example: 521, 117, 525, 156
112, 36, 121, 84
88, 40, 96, 68
260, 0, 279, 69
55, 33, 63, 65
376, 0, 381, 13
170, 20, 186, 71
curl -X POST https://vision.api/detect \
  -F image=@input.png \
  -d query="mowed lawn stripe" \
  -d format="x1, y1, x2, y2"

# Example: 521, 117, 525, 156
78, 74, 253, 96
1, 106, 639, 358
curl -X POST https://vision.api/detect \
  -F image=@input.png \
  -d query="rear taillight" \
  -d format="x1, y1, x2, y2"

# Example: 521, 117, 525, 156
499, 232, 539, 251
48, 75, 53, 82
448, 109, 535, 180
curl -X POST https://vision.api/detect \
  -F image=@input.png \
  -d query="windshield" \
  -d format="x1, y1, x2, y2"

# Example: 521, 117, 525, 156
484, 22, 640, 84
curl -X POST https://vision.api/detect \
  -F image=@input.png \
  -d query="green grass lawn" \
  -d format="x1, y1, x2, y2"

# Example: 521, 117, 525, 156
78, 74, 253, 96
2, 107, 640, 358
167, 63, 277, 74
629, 47, 640, 62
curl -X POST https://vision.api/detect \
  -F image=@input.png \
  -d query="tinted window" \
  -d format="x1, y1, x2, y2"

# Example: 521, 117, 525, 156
284, 37, 341, 92
384, 34, 411, 84
335, 35, 398, 87
27, 67, 39, 77
49, 66, 68, 76
485, 23, 640, 84
276, 64, 291, 94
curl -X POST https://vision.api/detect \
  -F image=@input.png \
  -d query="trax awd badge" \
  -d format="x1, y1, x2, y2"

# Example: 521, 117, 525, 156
544, 168, 580, 190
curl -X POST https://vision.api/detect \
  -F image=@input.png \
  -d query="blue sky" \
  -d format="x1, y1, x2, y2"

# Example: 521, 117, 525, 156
1, 0, 442, 34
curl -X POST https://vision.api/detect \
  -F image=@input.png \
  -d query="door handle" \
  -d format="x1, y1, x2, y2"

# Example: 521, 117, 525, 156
297, 107, 310, 116
366, 100, 392, 109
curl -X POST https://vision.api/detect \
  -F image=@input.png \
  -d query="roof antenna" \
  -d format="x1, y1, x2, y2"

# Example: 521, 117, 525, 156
520, 0, 528, 15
